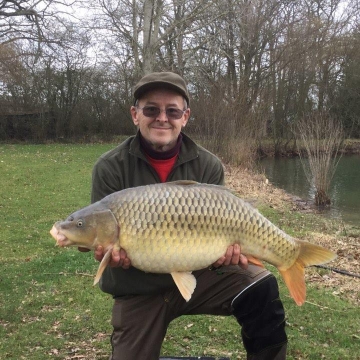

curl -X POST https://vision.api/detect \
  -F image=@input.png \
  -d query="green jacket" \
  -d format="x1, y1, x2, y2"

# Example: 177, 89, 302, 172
92, 131, 224, 297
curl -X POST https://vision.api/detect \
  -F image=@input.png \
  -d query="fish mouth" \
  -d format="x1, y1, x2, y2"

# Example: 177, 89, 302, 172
50, 224, 72, 247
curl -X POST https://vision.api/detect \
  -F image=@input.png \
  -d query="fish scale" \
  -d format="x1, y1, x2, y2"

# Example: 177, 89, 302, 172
104, 183, 295, 272
50, 180, 336, 305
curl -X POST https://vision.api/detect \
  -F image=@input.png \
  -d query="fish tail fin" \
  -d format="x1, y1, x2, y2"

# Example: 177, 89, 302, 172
93, 246, 113, 285
278, 260, 306, 306
278, 240, 336, 306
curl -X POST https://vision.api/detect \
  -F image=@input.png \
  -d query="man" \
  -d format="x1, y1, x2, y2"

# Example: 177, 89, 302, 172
88, 72, 287, 359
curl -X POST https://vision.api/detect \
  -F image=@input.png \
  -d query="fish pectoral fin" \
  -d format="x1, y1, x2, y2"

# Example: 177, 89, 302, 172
246, 254, 265, 268
171, 272, 197, 302
93, 246, 113, 285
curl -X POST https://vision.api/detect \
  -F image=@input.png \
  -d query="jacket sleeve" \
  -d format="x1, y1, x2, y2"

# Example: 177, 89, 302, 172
91, 157, 123, 203
207, 157, 225, 186
197, 147, 225, 186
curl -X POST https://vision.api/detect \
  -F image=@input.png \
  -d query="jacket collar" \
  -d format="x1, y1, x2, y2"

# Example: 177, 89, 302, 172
129, 130, 199, 164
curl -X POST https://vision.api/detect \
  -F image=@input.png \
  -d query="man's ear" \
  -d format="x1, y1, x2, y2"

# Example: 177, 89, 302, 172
130, 106, 139, 126
182, 108, 191, 127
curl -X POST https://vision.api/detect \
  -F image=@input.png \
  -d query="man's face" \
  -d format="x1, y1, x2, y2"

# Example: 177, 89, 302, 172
131, 88, 190, 151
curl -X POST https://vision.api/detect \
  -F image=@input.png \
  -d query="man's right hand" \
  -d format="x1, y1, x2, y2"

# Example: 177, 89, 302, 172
78, 246, 131, 269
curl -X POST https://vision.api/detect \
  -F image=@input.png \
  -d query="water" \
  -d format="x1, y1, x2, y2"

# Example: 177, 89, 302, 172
259, 155, 360, 227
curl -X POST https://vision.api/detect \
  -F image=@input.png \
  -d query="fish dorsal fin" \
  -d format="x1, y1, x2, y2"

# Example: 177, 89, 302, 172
93, 246, 113, 285
166, 180, 231, 193
167, 180, 199, 186
171, 271, 197, 302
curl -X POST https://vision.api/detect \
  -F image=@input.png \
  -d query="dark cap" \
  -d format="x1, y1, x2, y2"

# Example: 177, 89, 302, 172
133, 72, 190, 105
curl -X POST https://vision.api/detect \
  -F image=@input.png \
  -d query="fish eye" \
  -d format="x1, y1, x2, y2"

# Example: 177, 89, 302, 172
77, 219, 84, 227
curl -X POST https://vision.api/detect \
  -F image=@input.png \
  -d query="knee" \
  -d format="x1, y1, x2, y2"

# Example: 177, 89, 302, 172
232, 274, 285, 324
231, 274, 287, 353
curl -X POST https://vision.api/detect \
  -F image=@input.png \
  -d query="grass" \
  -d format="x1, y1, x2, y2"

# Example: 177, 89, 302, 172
0, 144, 359, 360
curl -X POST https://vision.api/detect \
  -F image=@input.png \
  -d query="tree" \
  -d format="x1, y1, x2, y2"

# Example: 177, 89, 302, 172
296, 111, 344, 206
0, 0, 78, 59
1, 0, 360, 148
87, 0, 216, 75
0, 0, 43, 46
331, 28, 360, 138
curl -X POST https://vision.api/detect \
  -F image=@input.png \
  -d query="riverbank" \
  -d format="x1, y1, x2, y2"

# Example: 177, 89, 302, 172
344, 138, 360, 154
258, 138, 360, 157
224, 164, 360, 306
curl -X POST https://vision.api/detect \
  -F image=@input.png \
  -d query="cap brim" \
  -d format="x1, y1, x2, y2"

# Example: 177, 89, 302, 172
134, 81, 189, 104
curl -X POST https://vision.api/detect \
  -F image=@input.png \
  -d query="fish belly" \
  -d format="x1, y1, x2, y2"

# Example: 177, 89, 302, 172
122, 231, 232, 273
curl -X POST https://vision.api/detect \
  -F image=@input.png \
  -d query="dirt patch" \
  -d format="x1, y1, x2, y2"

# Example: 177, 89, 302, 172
306, 233, 359, 306
224, 164, 360, 306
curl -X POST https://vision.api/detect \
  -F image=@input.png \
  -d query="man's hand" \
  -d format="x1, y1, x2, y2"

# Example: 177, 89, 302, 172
212, 244, 248, 270
78, 246, 131, 269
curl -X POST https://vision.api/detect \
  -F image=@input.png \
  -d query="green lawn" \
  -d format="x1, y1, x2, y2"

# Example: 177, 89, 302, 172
0, 144, 359, 359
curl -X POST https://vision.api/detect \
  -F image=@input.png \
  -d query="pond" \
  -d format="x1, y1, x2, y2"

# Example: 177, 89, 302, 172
259, 155, 360, 227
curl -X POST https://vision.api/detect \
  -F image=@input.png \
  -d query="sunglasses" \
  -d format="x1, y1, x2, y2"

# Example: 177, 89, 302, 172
137, 106, 186, 120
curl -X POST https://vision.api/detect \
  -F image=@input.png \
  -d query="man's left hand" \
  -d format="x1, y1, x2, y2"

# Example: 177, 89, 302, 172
212, 244, 248, 270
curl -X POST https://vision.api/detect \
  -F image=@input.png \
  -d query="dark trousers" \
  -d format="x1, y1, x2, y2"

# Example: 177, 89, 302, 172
109, 265, 287, 360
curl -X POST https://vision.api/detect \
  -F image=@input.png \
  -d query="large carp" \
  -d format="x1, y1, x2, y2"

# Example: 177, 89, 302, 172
50, 181, 336, 305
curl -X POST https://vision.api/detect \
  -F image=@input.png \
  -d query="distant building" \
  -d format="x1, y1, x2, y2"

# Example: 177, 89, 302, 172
0, 110, 56, 141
